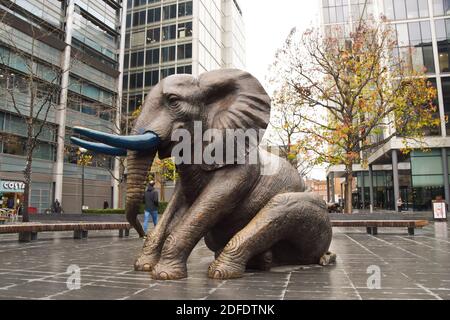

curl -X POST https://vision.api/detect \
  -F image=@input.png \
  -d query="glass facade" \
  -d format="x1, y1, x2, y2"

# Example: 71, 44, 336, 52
124, 0, 194, 116
123, 0, 246, 117
0, 0, 125, 212
322, 0, 450, 211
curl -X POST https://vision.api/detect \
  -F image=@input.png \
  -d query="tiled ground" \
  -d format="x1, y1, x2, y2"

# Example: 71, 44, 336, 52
0, 222, 449, 300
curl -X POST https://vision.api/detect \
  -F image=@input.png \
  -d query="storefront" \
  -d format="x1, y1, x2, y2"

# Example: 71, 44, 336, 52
0, 180, 25, 210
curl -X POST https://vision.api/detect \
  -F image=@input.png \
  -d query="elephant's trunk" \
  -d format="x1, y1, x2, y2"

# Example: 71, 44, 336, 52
126, 150, 157, 237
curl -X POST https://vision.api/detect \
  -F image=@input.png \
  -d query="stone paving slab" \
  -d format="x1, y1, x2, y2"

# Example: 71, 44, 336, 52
0, 223, 449, 300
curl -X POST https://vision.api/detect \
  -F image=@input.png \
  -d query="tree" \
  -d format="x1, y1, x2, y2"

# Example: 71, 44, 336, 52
270, 18, 439, 213
0, 8, 67, 221
268, 83, 316, 177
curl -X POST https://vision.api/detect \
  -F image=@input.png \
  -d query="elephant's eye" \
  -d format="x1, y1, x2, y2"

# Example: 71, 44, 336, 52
166, 94, 180, 107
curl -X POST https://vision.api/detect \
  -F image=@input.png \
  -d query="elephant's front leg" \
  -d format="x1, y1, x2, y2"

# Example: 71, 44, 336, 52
134, 185, 186, 271
151, 169, 251, 280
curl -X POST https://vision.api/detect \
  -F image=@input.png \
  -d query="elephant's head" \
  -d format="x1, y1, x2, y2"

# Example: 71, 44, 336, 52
71, 69, 271, 236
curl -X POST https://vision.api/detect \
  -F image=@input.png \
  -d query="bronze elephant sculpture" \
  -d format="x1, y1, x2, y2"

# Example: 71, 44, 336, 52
71, 69, 334, 280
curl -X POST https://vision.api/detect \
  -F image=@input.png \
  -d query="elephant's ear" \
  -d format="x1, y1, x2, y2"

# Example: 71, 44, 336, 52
199, 69, 271, 171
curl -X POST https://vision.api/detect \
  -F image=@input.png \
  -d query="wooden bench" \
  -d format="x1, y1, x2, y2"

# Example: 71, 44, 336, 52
0, 222, 131, 242
331, 220, 429, 235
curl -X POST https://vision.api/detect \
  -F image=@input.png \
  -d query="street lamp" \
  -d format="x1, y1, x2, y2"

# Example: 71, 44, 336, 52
79, 147, 87, 213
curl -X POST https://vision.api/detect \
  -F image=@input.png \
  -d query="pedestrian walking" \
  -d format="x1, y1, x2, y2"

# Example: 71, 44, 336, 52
143, 181, 159, 236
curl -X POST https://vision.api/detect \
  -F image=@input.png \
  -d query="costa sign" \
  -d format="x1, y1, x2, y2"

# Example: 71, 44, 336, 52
0, 180, 25, 193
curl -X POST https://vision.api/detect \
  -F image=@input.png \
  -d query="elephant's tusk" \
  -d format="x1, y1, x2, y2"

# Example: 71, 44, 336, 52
70, 137, 127, 156
73, 126, 160, 151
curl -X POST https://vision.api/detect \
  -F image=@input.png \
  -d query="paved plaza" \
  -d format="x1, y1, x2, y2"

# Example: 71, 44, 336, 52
0, 222, 449, 300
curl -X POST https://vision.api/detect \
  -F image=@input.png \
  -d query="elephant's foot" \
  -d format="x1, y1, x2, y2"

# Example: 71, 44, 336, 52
319, 251, 337, 266
208, 257, 245, 279
151, 259, 187, 280
134, 252, 160, 272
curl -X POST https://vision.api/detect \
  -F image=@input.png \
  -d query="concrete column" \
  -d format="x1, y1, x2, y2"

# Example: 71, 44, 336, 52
392, 149, 400, 211
326, 176, 331, 203
330, 172, 335, 203
428, 0, 447, 136
54, 0, 75, 206
442, 148, 450, 212
360, 171, 365, 209
113, 0, 129, 209
369, 164, 374, 213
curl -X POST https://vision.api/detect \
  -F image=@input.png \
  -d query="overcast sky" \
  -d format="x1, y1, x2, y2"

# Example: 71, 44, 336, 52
238, 1, 325, 180
239, 0, 320, 90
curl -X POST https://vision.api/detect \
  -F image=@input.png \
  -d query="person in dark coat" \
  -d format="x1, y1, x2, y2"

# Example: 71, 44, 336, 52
143, 181, 159, 234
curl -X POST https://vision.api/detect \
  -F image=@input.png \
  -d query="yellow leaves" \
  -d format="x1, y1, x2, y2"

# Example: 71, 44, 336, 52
76, 151, 93, 166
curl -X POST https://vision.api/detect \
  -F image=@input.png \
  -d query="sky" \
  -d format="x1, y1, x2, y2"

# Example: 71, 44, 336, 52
238, 0, 326, 180
239, 0, 320, 90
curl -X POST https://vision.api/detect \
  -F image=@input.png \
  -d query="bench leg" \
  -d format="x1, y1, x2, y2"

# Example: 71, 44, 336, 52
408, 227, 415, 236
366, 227, 377, 235
125, 229, 129, 237
119, 229, 124, 238
19, 232, 38, 242
74, 230, 89, 239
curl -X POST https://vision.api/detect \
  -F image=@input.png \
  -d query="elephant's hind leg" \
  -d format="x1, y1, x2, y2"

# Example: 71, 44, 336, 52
208, 192, 332, 279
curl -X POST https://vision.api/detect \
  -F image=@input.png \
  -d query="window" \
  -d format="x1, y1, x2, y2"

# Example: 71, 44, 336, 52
423, 46, 435, 73
420, 21, 432, 42
394, 0, 407, 19
163, 4, 177, 20
178, 1, 193, 17
393, 21, 434, 73
131, 31, 145, 47
124, 53, 130, 69
177, 65, 192, 74
130, 51, 139, 67
147, 7, 161, 23
406, 0, 419, 18
126, 13, 131, 28
162, 24, 177, 41
128, 94, 143, 113
433, 0, 450, 16
436, 18, 450, 73
178, 22, 193, 38
439, 45, 449, 72
145, 70, 159, 87
162, 46, 176, 62
161, 67, 175, 79
147, 27, 160, 44
396, 24, 409, 46
418, 0, 429, 17
408, 22, 421, 45
129, 72, 143, 89
134, 0, 147, 7
385, 0, 429, 19
146, 48, 160, 65
177, 43, 192, 60
137, 51, 144, 67
123, 74, 128, 90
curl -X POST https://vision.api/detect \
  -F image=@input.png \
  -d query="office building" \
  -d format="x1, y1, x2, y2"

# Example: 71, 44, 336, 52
321, 0, 450, 211
0, 0, 127, 213
122, 0, 246, 116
